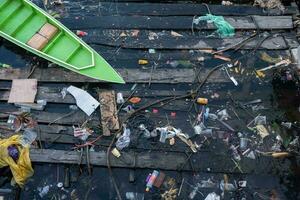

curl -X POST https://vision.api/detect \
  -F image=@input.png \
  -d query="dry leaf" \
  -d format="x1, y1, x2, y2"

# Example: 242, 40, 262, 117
131, 30, 139, 37
171, 31, 183, 37
214, 54, 232, 62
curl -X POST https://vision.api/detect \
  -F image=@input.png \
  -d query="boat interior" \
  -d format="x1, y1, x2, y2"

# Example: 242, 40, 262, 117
0, 0, 93, 69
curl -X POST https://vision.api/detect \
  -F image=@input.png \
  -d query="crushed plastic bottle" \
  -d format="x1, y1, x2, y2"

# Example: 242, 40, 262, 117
189, 184, 200, 199
116, 125, 131, 150
198, 178, 217, 188
254, 116, 266, 125
116, 92, 125, 104
204, 192, 220, 200
61, 87, 68, 99
20, 128, 37, 147
217, 109, 229, 121
126, 192, 144, 200
239, 138, 248, 150
230, 145, 241, 161
69, 105, 78, 110
159, 128, 168, 143
38, 185, 51, 198
139, 124, 151, 138
220, 180, 235, 191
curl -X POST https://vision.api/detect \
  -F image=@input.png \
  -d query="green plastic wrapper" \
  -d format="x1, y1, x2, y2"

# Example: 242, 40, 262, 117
194, 14, 235, 38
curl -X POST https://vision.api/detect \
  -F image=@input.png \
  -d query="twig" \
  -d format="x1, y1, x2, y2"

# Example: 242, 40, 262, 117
56, 164, 59, 183
86, 146, 92, 175
213, 33, 257, 55
178, 178, 184, 197
148, 63, 156, 87
27, 64, 38, 78
107, 134, 122, 200
191, 15, 196, 35
202, 3, 211, 14
117, 86, 138, 113
73, 135, 103, 148
231, 159, 243, 173
48, 110, 77, 125
123, 64, 224, 124
37, 125, 43, 149
84, 186, 91, 200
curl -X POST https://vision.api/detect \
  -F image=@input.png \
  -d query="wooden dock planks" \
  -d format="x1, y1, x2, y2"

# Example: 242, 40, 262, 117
61, 16, 293, 30
59, 2, 298, 16
29, 148, 279, 173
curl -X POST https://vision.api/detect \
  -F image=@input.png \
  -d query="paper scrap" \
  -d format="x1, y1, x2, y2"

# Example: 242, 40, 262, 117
67, 86, 100, 116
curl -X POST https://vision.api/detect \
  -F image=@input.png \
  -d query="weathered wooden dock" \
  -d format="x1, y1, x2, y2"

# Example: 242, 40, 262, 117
0, 0, 300, 199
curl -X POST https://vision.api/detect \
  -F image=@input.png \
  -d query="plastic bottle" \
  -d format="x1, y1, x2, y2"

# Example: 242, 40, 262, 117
116, 92, 125, 104
20, 128, 37, 147
230, 145, 241, 161
145, 170, 159, 192
189, 184, 199, 199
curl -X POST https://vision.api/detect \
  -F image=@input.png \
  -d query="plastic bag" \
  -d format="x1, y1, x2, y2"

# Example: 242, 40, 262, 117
193, 14, 235, 38
0, 135, 34, 187
116, 125, 131, 150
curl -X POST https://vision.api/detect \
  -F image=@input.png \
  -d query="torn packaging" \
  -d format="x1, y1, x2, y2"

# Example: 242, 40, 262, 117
0, 135, 34, 187
67, 86, 100, 116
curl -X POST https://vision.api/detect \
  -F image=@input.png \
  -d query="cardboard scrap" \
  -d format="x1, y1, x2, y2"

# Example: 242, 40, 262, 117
99, 90, 120, 136
8, 79, 37, 103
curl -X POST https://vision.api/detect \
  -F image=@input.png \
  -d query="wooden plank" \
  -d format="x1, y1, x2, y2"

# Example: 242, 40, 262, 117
86, 34, 296, 50
98, 90, 119, 136
0, 86, 191, 102
92, 46, 209, 61
61, 16, 293, 30
59, 2, 297, 16
29, 148, 280, 173
0, 97, 195, 125
0, 86, 72, 103
0, 67, 227, 83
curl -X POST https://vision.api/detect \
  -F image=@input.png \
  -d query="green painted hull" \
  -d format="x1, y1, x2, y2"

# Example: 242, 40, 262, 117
0, 0, 125, 84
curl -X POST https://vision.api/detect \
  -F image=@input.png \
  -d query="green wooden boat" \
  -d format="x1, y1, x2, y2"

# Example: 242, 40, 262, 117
0, 0, 125, 83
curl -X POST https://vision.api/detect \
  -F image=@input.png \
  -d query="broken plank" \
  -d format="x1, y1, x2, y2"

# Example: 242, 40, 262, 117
29, 148, 281, 174
0, 67, 226, 83
98, 90, 119, 136
59, 2, 297, 16
61, 16, 293, 30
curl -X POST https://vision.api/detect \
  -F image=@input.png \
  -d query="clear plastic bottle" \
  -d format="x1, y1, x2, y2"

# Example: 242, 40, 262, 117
20, 128, 37, 147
